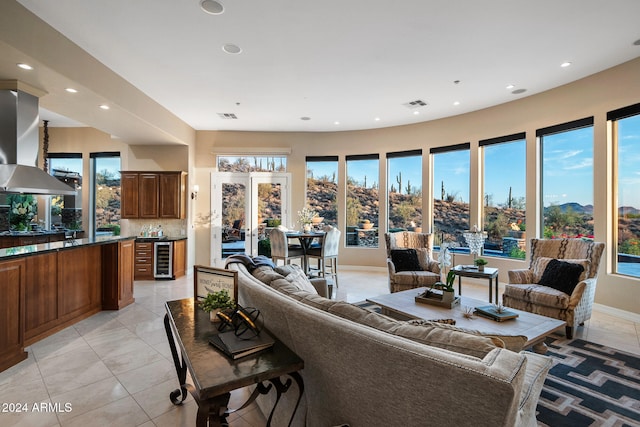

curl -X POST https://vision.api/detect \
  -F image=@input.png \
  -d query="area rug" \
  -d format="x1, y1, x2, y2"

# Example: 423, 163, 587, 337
354, 301, 640, 426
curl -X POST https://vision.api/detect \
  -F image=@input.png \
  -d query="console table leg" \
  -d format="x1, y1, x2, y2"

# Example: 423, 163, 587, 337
164, 314, 188, 405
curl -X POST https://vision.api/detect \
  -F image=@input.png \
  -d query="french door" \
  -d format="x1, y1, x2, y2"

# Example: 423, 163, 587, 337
210, 172, 290, 266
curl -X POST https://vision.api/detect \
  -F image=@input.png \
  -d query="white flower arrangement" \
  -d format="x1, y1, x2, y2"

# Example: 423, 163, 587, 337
10, 195, 38, 231
297, 207, 318, 225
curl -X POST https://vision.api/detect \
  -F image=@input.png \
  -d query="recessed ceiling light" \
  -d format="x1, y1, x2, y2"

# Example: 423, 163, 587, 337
634, 39, 640, 46
17, 63, 33, 70
200, 0, 224, 15
65, 88, 78, 93
413, 111, 420, 115
561, 61, 572, 68
512, 88, 527, 95
300, 117, 311, 121
506, 84, 515, 90
222, 44, 242, 54
453, 101, 460, 106
99, 104, 110, 110
374, 117, 381, 121
334, 121, 340, 125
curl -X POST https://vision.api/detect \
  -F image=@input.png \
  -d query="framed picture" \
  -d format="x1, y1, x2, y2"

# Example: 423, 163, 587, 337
194, 265, 238, 302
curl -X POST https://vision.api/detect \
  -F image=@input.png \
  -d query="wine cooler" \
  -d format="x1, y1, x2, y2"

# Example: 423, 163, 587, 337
154, 241, 174, 279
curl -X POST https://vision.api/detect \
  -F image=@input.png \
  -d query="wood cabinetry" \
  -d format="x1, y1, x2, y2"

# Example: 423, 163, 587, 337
0, 238, 137, 372
173, 239, 186, 278
0, 259, 27, 372
134, 241, 154, 280
102, 239, 135, 310
121, 171, 187, 219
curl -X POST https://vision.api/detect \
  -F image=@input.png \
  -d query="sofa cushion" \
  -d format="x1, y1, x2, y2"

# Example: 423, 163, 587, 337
532, 257, 590, 284
328, 303, 499, 358
272, 264, 318, 294
538, 259, 585, 295
390, 249, 422, 272
406, 319, 527, 353
252, 265, 284, 285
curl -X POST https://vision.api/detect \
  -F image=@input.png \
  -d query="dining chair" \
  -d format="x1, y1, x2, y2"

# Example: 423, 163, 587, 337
306, 226, 341, 288
270, 227, 305, 267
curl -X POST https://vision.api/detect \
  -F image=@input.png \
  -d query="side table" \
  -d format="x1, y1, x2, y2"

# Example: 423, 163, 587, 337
164, 298, 304, 427
451, 265, 499, 303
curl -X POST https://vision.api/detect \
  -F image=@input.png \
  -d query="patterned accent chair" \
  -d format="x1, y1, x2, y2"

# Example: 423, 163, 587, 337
384, 231, 441, 293
504, 238, 605, 339
270, 227, 305, 267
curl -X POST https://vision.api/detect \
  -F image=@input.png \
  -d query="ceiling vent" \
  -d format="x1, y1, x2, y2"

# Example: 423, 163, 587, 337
217, 113, 238, 119
402, 99, 428, 109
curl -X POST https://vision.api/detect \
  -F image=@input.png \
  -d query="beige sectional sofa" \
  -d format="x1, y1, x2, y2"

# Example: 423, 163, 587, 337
226, 258, 552, 427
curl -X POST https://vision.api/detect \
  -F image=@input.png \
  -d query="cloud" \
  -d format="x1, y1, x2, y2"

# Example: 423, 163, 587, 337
564, 158, 593, 170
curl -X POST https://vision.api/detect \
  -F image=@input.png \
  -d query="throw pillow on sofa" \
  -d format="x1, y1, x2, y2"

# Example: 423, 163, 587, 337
274, 265, 319, 294
390, 249, 422, 272
538, 259, 585, 295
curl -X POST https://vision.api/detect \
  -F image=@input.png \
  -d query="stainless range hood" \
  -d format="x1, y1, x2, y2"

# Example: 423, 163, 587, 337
0, 81, 76, 195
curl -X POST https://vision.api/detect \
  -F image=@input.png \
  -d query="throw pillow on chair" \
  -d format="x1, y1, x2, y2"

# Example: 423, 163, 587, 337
538, 259, 585, 295
390, 249, 422, 272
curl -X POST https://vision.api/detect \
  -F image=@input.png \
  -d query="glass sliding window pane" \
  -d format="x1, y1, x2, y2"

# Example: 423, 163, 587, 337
218, 156, 287, 172
49, 155, 82, 231
432, 147, 470, 249
540, 119, 594, 240
346, 155, 379, 247
306, 157, 338, 228
482, 136, 526, 259
614, 110, 640, 278
387, 151, 422, 232
93, 154, 121, 236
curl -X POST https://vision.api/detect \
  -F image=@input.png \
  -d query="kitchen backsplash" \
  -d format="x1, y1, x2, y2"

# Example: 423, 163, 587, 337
124, 219, 187, 238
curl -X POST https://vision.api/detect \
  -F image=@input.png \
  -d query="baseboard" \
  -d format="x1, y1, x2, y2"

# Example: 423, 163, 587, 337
593, 303, 640, 323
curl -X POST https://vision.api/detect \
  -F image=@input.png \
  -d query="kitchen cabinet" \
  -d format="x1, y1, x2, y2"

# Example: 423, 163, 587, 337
172, 239, 186, 278
134, 241, 154, 280
0, 259, 27, 372
121, 171, 187, 219
102, 239, 135, 310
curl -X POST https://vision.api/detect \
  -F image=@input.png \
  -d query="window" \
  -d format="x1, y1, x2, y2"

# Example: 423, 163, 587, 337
481, 134, 526, 259
48, 153, 83, 231
306, 156, 338, 227
538, 118, 594, 240
609, 103, 640, 278
346, 154, 379, 247
431, 144, 470, 249
387, 150, 422, 232
91, 152, 121, 237
217, 156, 287, 172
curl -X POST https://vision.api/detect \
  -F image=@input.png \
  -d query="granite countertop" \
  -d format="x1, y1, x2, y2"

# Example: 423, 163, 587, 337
0, 235, 135, 260
0, 230, 71, 236
136, 235, 187, 242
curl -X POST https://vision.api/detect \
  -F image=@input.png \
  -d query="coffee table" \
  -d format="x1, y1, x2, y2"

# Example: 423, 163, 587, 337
367, 288, 565, 354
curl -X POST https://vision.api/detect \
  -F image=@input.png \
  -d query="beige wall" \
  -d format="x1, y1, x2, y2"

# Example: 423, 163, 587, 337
192, 57, 640, 315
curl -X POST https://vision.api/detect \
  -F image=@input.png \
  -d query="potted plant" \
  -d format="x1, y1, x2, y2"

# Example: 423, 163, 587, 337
360, 219, 373, 230
200, 290, 236, 322
429, 270, 456, 303
474, 257, 488, 272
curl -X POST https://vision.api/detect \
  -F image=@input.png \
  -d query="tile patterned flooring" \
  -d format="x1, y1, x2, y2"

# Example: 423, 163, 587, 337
1, 267, 638, 426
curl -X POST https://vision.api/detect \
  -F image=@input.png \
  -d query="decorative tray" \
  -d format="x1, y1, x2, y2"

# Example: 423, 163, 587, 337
415, 291, 460, 309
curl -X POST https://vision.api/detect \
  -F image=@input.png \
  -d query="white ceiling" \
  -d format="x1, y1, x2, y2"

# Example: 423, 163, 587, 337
11, 0, 640, 133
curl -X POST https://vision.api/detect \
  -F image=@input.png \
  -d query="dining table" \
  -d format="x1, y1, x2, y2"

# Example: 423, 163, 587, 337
285, 231, 325, 274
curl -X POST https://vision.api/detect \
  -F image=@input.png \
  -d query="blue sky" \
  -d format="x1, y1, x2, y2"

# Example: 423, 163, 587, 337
310, 116, 640, 210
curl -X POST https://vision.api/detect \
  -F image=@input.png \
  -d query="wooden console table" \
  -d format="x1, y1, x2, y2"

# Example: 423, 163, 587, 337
164, 298, 304, 427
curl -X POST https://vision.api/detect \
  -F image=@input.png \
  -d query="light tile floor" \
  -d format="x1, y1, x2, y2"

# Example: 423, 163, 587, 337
1, 267, 638, 427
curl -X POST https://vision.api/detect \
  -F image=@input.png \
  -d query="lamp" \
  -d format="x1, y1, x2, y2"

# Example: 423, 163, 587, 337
191, 184, 199, 200
462, 225, 487, 262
